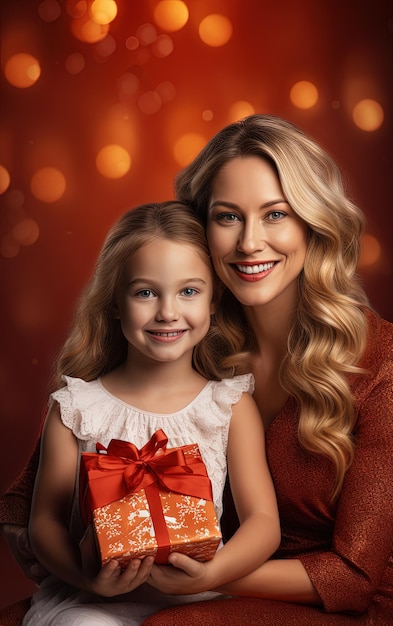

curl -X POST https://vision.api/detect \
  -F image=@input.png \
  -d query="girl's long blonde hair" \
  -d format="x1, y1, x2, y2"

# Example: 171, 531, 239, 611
51, 201, 231, 390
175, 114, 369, 496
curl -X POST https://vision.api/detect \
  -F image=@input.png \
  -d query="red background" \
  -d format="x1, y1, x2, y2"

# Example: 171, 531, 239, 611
1, 0, 392, 609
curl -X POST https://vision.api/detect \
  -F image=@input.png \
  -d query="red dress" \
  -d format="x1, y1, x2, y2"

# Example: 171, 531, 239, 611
141, 310, 393, 625
1, 310, 393, 625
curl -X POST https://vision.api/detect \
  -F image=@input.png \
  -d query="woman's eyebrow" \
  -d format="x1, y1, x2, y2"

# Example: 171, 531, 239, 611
209, 199, 288, 210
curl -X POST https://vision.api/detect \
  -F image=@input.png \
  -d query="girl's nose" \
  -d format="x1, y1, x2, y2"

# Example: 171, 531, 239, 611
155, 297, 179, 322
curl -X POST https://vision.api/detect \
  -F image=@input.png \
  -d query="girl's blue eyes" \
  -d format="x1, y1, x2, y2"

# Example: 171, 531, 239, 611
135, 288, 198, 298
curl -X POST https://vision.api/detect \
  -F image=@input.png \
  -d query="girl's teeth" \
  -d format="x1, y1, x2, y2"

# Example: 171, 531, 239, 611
152, 331, 181, 337
236, 262, 274, 274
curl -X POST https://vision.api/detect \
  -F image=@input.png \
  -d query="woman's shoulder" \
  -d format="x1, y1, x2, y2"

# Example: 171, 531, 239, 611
363, 308, 393, 362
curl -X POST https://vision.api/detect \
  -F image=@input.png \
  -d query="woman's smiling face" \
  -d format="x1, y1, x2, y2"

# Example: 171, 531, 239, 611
207, 156, 309, 310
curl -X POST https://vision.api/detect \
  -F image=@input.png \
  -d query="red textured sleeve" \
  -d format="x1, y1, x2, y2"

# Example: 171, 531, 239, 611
299, 319, 393, 613
0, 437, 41, 527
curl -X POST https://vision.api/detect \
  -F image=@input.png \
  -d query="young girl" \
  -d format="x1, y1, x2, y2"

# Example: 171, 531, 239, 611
22, 201, 280, 626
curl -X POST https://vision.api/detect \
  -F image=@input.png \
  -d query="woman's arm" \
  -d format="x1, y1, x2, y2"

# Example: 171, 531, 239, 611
149, 392, 281, 594
29, 401, 154, 596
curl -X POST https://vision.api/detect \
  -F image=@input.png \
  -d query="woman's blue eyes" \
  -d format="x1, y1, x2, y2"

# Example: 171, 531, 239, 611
214, 210, 286, 223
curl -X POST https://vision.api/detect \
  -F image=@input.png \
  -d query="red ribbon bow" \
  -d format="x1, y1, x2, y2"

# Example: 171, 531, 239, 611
79, 429, 214, 563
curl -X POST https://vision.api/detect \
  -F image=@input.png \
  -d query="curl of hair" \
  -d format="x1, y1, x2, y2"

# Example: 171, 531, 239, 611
175, 114, 369, 497
51, 201, 233, 391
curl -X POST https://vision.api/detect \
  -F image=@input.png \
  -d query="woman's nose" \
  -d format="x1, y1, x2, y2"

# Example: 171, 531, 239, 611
237, 219, 266, 254
155, 297, 179, 322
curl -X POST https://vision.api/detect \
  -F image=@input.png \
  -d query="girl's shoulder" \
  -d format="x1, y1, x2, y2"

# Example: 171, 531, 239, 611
209, 373, 255, 403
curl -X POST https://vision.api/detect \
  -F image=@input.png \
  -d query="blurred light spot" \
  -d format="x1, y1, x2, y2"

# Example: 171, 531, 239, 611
4, 189, 25, 210
0, 165, 11, 194
38, 0, 61, 22
30, 167, 66, 202
118, 72, 139, 98
66, 0, 88, 18
125, 36, 139, 51
331, 100, 340, 110
65, 52, 86, 74
156, 81, 176, 103
7, 205, 27, 228
95, 34, 116, 58
138, 91, 162, 115
202, 109, 213, 121
199, 14, 232, 47
0, 234, 20, 259
90, 0, 118, 25
352, 99, 384, 131
173, 133, 206, 167
153, 1, 189, 32
136, 47, 151, 64
136, 23, 157, 45
290, 81, 318, 109
12, 218, 40, 246
229, 100, 255, 121
4, 53, 41, 88
71, 14, 109, 43
358, 233, 381, 268
152, 34, 174, 58
96, 145, 131, 178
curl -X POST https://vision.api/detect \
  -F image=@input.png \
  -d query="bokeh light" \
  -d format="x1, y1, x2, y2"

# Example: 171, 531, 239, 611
152, 34, 174, 58
136, 23, 157, 46
0, 234, 20, 259
155, 81, 176, 103
173, 133, 206, 167
0, 166, 11, 194
153, 1, 189, 32
12, 218, 40, 246
138, 91, 162, 115
4, 53, 41, 88
30, 167, 66, 202
96, 145, 131, 178
352, 99, 384, 131
202, 109, 214, 121
65, 52, 86, 74
290, 81, 319, 109
228, 100, 255, 121
65, 0, 88, 19
71, 13, 109, 43
38, 0, 61, 22
90, 0, 118, 25
199, 14, 233, 47
358, 233, 382, 268
95, 34, 116, 58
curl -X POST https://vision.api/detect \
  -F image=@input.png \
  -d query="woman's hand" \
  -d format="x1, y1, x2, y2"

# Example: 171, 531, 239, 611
148, 553, 212, 595
0, 524, 49, 584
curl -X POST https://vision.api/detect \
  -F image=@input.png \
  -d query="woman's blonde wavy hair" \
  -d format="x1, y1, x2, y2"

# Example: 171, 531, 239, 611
175, 114, 369, 497
51, 201, 229, 391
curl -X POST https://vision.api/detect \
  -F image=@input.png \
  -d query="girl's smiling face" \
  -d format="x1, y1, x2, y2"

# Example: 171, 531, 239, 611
207, 156, 309, 310
115, 238, 214, 366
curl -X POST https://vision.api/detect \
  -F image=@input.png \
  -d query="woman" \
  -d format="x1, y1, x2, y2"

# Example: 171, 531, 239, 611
141, 115, 393, 624
2, 115, 393, 624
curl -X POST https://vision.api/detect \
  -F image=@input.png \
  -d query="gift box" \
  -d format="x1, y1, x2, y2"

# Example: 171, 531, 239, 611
79, 429, 222, 567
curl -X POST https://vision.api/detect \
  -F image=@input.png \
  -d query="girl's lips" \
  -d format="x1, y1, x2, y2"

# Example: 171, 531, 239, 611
146, 330, 186, 342
231, 261, 276, 281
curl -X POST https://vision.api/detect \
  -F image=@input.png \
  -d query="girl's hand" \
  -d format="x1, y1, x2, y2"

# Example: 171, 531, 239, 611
89, 556, 155, 597
148, 553, 211, 595
79, 524, 154, 596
